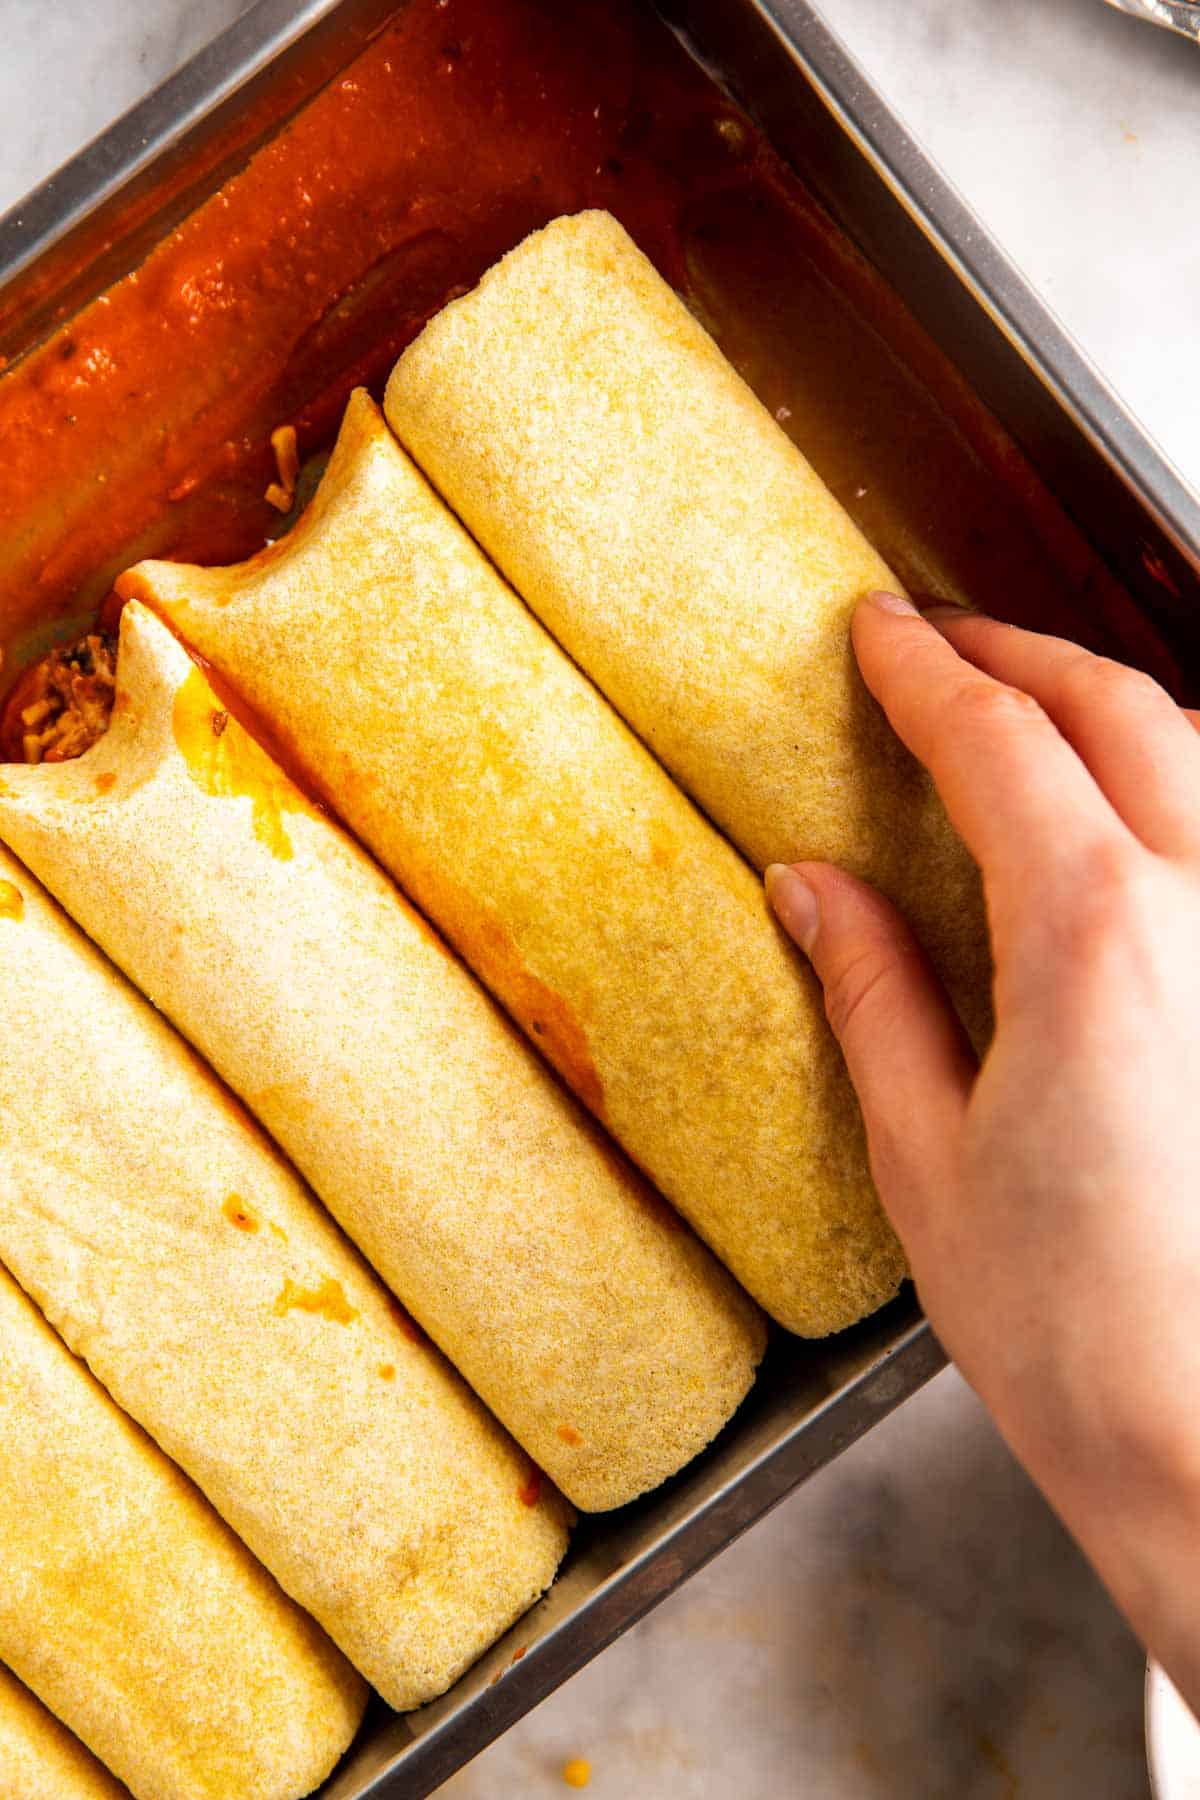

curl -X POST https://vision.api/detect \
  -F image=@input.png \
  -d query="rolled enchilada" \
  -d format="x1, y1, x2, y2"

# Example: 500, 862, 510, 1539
0, 600, 764, 1511
0, 844, 568, 1708
386, 210, 989, 1044
0, 1663, 129, 1800
0, 1262, 363, 1800
121, 390, 905, 1335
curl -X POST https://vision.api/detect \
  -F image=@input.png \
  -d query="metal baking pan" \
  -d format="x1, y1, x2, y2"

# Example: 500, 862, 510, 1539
1104, 0, 1200, 42
1, 2, 1197, 1796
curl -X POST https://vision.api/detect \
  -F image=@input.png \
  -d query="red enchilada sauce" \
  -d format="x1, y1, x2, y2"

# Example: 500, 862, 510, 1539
0, 0, 1175, 761
517, 1462, 544, 1508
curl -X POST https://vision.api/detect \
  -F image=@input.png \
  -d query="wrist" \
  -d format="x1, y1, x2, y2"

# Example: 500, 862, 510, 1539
979, 1346, 1200, 1717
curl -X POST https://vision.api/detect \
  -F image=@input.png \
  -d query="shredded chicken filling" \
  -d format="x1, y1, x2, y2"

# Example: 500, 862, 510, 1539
265, 423, 300, 514
14, 632, 117, 764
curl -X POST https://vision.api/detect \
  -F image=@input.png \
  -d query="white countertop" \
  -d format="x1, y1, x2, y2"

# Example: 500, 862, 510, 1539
2, 2, 1196, 1795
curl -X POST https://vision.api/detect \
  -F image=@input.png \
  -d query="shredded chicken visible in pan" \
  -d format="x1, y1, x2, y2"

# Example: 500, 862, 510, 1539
3, 425, 307, 766
265, 423, 300, 514
15, 632, 117, 763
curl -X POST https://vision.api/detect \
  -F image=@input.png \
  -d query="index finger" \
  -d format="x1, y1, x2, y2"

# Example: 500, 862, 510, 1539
851, 593, 1130, 883
920, 608, 1200, 858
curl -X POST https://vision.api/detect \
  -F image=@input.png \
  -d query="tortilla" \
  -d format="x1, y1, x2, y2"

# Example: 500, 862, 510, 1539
0, 600, 764, 1510
0, 1263, 363, 1800
0, 1663, 129, 1800
120, 391, 905, 1335
0, 845, 567, 1709
386, 210, 989, 1043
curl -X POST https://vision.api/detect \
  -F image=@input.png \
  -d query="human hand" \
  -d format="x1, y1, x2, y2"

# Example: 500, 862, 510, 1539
767, 592, 1200, 1711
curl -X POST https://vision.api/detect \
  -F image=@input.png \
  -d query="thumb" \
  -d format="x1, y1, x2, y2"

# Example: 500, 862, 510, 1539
766, 861, 976, 1229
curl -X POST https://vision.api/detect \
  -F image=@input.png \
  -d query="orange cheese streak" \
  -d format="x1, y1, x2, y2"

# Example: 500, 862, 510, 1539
274, 1277, 359, 1326
172, 664, 316, 860
222, 1193, 261, 1232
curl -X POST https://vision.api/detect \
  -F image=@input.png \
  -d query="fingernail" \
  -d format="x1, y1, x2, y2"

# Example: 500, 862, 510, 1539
865, 589, 919, 617
765, 864, 820, 955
